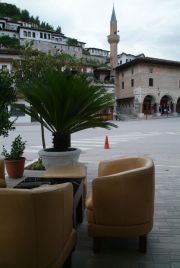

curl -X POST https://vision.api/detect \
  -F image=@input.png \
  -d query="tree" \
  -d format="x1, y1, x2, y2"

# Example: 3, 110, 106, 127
0, 70, 16, 138
67, 38, 79, 46
13, 46, 117, 152
13, 45, 83, 88
13, 45, 84, 148
21, 9, 30, 21
56, 26, 62, 34
0, 36, 21, 49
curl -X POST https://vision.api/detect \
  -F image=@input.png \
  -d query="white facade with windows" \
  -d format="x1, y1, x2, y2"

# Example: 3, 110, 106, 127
117, 52, 145, 65
0, 18, 86, 57
86, 48, 109, 58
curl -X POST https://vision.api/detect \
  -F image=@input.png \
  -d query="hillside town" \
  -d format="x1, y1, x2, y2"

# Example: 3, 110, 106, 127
0, 3, 180, 123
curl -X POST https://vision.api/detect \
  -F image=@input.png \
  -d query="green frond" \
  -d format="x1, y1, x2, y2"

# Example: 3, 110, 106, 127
19, 71, 117, 148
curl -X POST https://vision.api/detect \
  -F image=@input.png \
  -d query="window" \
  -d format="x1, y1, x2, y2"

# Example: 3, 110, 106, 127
126, 59, 128, 63
40, 32, 43, 38
28, 31, 31, 37
122, 81, 124, 89
149, 78, 153, 87
10, 104, 25, 117
120, 60, 122, 64
131, 79, 134, 87
32, 32, 36, 38
44, 33, 47, 39
23, 31, 27, 37
48, 34, 51, 39
2, 65, 7, 70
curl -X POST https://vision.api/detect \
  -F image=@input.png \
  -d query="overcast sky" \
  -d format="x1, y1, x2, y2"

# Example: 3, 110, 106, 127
4, 0, 180, 61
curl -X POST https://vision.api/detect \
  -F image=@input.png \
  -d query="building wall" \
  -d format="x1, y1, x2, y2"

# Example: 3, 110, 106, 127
116, 61, 180, 115
117, 53, 145, 65
0, 60, 12, 72
0, 30, 19, 38
20, 39, 83, 57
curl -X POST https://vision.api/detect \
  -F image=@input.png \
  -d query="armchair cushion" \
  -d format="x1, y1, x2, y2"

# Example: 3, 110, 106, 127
86, 156, 155, 251
0, 183, 77, 268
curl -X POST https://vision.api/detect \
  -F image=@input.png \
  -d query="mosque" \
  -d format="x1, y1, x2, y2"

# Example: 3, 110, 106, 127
108, 6, 180, 117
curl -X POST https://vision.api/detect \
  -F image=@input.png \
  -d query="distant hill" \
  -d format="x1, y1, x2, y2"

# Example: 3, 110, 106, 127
0, 2, 60, 32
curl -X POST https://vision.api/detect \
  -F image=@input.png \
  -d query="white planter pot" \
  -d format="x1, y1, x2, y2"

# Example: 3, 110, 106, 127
39, 148, 81, 169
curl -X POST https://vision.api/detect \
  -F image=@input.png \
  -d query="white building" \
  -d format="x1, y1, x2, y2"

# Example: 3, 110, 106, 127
0, 18, 86, 57
117, 52, 145, 65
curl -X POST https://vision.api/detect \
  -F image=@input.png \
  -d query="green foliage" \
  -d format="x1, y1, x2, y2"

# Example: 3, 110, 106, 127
13, 46, 117, 151
40, 21, 53, 31
0, 70, 16, 137
0, 3, 56, 31
30, 158, 45, 170
56, 26, 62, 33
0, 3, 21, 19
67, 38, 79, 46
13, 46, 83, 89
0, 35, 21, 49
2, 135, 26, 160
18, 70, 117, 151
82, 49, 90, 55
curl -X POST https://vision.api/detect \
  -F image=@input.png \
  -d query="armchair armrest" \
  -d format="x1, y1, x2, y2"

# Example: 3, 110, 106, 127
98, 156, 153, 176
85, 192, 93, 210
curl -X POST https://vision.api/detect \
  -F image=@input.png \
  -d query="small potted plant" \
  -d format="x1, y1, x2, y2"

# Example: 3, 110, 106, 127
2, 135, 26, 178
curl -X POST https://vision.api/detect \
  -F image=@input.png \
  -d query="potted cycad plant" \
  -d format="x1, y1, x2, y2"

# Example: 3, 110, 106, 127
2, 135, 26, 178
18, 70, 117, 168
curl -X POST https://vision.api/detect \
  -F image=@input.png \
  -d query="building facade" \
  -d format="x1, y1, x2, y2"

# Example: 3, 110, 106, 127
117, 52, 145, 65
115, 57, 180, 117
0, 17, 109, 63
107, 7, 180, 118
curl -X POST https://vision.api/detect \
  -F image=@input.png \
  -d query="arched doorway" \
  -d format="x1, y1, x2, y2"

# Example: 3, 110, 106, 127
176, 97, 180, 114
160, 95, 173, 114
142, 95, 156, 115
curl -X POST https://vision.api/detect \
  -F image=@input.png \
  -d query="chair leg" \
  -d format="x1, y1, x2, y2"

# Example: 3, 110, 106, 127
63, 245, 76, 267
139, 234, 147, 253
93, 237, 101, 253
63, 253, 72, 267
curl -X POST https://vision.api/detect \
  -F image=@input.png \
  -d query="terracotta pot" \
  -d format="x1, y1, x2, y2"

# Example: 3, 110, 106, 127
4, 157, 25, 178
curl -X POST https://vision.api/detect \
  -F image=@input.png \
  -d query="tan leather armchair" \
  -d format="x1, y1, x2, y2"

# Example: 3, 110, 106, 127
0, 159, 6, 188
86, 156, 155, 253
0, 183, 77, 268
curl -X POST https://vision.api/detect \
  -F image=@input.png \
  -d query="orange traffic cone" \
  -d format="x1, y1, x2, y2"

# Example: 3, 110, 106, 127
104, 135, 110, 149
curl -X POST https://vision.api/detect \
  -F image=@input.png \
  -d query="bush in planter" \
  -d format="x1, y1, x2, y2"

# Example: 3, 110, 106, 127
18, 70, 117, 167
26, 158, 45, 171
2, 135, 26, 178
0, 69, 16, 138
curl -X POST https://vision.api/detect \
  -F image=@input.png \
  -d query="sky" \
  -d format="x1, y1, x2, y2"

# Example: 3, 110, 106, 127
2, 0, 180, 61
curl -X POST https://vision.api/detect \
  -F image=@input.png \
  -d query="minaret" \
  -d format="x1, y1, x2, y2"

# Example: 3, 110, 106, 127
108, 5, 119, 69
